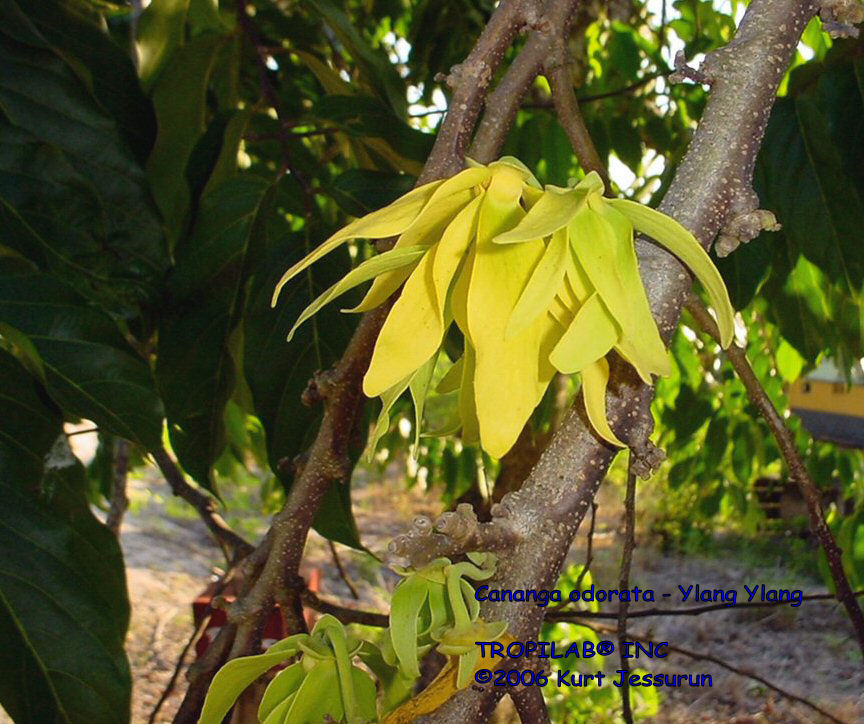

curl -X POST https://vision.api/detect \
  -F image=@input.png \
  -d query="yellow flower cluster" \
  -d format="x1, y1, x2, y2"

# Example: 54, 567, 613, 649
273, 158, 733, 458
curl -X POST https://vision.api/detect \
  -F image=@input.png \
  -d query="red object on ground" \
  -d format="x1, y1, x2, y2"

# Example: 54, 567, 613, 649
192, 567, 321, 659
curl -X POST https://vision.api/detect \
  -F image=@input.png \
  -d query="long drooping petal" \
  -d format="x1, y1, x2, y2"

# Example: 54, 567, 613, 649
272, 180, 443, 304
607, 198, 735, 347
506, 227, 569, 340
581, 357, 625, 447
550, 292, 619, 374
286, 246, 426, 341
347, 189, 474, 313
364, 248, 443, 397
569, 200, 671, 382
347, 169, 487, 314
468, 167, 559, 456
432, 195, 483, 313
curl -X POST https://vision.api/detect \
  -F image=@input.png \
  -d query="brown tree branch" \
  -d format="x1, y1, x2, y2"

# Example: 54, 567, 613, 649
106, 438, 130, 536
469, 0, 584, 164
151, 447, 254, 563
390, 503, 522, 567
425, 0, 541, 177
546, 51, 610, 187
300, 590, 389, 628
510, 685, 552, 724
685, 295, 864, 659
616, 461, 637, 724
175, 2, 547, 718
419, 0, 820, 720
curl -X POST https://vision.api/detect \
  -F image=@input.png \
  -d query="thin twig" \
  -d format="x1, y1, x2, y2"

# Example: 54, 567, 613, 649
66, 427, 98, 437
327, 539, 359, 600
547, 589, 864, 621
148, 612, 212, 724
151, 447, 254, 564
546, 52, 609, 188
686, 295, 864, 661
106, 438, 130, 536
470, 0, 583, 164
577, 623, 845, 724
524, 72, 665, 108
574, 501, 598, 594
616, 460, 637, 724
300, 590, 388, 628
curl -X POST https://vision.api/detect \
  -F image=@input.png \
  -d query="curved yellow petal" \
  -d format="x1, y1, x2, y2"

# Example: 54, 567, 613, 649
363, 248, 445, 397
272, 179, 443, 305
569, 200, 670, 381
581, 358, 625, 447
347, 189, 472, 313
550, 293, 619, 374
549, 295, 574, 328
489, 156, 541, 188
425, 166, 489, 207
478, 165, 526, 243
449, 246, 475, 343
564, 250, 592, 301
573, 171, 606, 195
468, 178, 559, 457
432, 195, 482, 313
286, 246, 425, 340
493, 187, 584, 245
506, 227, 569, 340
607, 198, 735, 348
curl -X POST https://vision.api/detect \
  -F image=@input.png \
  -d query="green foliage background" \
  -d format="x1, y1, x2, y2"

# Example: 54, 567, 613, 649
0, 0, 862, 720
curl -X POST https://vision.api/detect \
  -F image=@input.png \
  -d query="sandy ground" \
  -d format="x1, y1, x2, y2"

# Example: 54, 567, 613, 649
3, 451, 855, 724
120, 471, 864, 723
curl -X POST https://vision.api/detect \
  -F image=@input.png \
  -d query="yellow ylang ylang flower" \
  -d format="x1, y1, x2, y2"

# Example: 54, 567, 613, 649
272, 159, 734, 458
495, 170, 734, 446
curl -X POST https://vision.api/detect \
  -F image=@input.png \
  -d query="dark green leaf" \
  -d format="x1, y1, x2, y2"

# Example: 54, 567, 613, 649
0, 348, 62, 486
664, 385, 711, 441
11, 0, 157, 163
327, 169, 416, 217
303, 0, 407, 115
0, 263, 164, 449
146, 31, 228, 243
313, 94, 434, 165
0, 20, 168, 313
0, 438, 131, 724
157, 176, 275, 489
756, 54, 864, 362
244, 226, 362, 547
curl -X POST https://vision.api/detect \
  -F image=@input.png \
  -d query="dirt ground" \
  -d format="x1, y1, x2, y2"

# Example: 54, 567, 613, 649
119, 469, 863, 723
